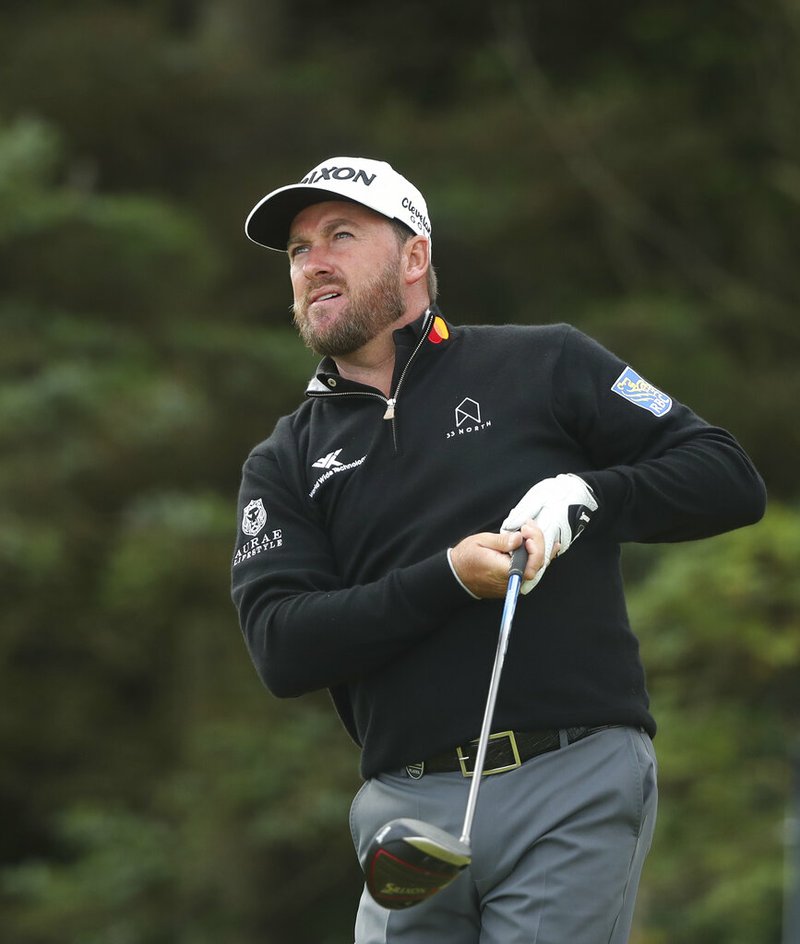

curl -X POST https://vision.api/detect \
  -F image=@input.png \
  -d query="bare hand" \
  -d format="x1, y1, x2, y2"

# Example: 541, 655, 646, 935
450, 523, 554, 599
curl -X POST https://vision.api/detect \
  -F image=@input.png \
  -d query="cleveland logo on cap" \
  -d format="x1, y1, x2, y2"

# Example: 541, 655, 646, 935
402, 195, 431, 237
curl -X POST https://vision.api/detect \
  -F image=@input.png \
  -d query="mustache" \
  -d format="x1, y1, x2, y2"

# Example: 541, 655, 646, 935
292, 281, 345, 320
304, 279, 346, 303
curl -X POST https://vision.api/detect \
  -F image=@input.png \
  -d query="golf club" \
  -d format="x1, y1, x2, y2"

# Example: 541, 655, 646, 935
364, 541, 529, 909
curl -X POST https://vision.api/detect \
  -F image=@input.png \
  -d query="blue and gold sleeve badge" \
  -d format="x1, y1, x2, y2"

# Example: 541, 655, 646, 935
611, 366, 673, 417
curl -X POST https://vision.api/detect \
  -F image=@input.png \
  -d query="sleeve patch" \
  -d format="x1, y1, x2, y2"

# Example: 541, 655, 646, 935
242, 498, 268, 535
611, 366, 673, 417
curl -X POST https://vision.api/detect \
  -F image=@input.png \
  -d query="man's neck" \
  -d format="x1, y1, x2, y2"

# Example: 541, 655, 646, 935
333, 305, 428, 397
336, 349, 395, 397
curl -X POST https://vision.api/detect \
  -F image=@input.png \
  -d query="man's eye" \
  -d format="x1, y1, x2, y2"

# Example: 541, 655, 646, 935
333, 231, 353, 240
290, 245, 309, 258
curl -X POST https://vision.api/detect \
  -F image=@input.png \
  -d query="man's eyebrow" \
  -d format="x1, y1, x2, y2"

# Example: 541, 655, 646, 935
286, 217, 362, 250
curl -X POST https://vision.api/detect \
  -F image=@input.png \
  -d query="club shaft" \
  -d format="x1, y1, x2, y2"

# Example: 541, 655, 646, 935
459, 570, 522, 845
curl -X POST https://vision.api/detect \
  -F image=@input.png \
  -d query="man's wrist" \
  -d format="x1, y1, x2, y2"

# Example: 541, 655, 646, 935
446, 547, 481, 600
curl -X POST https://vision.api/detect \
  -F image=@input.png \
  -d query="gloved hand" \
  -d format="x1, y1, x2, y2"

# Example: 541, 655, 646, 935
501, 473, 598, 593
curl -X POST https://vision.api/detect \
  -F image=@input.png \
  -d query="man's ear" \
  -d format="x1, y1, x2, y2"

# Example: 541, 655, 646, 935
403, 235, 430, 286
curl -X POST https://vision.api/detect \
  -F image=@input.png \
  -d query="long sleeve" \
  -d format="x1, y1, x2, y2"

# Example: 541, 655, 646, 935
230, 431, 469, 698
552, 327, 767, 543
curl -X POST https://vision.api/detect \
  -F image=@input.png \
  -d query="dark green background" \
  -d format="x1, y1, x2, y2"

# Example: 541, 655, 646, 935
1, 2, 798, 941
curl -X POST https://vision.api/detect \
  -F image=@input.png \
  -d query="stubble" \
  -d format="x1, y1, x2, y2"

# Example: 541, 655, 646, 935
292, 255, 406, 358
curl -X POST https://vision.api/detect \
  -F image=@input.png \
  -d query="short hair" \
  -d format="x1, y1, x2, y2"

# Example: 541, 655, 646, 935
389, 219, 438, 303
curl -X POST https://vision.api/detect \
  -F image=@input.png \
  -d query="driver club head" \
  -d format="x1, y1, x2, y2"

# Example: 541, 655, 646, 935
365, 817, 472, 910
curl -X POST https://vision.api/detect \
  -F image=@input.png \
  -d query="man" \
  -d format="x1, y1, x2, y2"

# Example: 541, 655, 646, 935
231, 156, 766, 943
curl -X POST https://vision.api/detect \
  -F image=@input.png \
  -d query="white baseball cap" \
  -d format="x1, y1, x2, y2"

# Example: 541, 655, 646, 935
245, 156, 431, 252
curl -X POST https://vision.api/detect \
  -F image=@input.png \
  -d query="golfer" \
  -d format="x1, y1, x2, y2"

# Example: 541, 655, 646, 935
231, 156, 766, 943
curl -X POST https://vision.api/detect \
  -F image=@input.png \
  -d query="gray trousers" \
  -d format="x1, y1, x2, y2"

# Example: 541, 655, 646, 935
350, 727, 657, 944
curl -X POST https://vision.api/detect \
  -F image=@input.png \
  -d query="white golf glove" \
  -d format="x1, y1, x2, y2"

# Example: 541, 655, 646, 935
501, 473, 598, 594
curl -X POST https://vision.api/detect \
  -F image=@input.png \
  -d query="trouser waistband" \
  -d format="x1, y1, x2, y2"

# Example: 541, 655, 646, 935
404, 725, 620, 779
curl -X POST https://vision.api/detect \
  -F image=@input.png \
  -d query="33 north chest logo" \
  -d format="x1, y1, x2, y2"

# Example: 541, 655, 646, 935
445, 397, 493, 440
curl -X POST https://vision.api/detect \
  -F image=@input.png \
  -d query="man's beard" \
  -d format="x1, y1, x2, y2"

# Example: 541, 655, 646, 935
292, 258, 406, 358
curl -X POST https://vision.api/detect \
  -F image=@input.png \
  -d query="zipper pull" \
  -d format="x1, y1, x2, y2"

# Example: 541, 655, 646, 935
383, 398, 396, 420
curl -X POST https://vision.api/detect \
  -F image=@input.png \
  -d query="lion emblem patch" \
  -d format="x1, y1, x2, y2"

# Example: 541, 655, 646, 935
242, 498, 267, 536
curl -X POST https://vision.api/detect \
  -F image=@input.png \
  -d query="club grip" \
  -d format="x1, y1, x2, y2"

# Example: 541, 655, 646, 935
509, 543, 528, 579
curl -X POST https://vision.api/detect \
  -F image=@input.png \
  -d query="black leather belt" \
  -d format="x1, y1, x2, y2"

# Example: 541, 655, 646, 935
405, 726, 617, 779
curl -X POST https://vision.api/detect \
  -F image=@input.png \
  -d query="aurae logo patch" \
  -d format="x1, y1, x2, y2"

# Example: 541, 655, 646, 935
234, 497, 283, 569
611, 367, 672, 417
233, 528, 283, 567
242, 498, 267, 536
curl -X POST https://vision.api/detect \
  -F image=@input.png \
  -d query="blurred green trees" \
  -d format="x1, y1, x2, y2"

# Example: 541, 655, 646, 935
0, 1, 798, 941
628, 506, 800, 943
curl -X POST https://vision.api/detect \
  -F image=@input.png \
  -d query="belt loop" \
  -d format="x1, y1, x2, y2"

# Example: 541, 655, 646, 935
558, 729, 569, 749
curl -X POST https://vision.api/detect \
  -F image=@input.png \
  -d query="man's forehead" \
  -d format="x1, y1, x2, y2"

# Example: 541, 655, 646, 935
288, 200, 388, 241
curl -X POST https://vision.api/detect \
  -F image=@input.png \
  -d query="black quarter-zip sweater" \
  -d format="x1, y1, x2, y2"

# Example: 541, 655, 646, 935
231, 307, 766, 779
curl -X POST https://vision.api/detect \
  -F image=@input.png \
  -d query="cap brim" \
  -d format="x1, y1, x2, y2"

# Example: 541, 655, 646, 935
245, 186, 362, 252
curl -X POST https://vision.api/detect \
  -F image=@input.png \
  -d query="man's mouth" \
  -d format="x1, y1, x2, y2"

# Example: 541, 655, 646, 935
309, 288, 343, 305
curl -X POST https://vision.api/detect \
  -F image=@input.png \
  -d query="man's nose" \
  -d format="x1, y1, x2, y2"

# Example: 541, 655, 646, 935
301, 244, 334, 278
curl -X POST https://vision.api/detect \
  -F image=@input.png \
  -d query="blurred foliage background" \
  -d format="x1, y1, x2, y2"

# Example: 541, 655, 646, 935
0, 1, 798, 941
